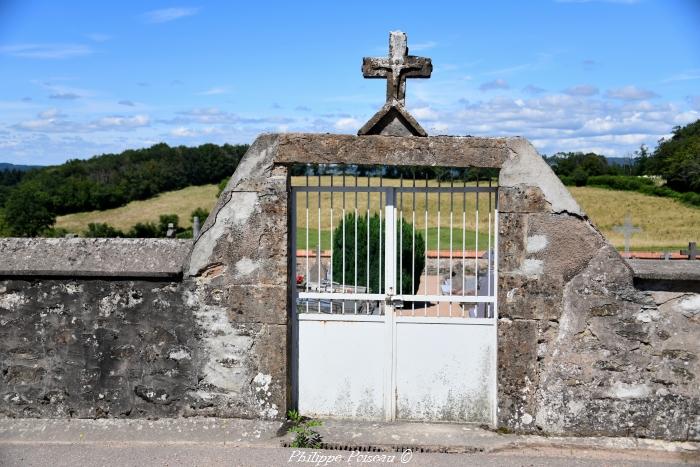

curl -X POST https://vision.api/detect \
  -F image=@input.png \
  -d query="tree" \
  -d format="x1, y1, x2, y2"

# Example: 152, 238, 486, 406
3, 182, 56, 236
331, 213, 425, 295
84, 223, 124, 238
191, 207, 209, 224
646, 119, 700, 192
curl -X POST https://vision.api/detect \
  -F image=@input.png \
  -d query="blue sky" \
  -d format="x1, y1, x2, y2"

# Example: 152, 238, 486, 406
0, 0, 699, 165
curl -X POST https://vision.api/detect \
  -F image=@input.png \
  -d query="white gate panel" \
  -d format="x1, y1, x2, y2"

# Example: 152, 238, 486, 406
297, 316, 385, 419
291, 176, 499, 424
394, 319, 496, 423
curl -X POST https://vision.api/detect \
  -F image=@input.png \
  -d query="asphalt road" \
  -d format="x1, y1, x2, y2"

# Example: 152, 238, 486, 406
0, 443, 696, 467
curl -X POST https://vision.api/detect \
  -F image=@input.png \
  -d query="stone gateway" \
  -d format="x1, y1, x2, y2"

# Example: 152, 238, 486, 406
0, 31, 698, 441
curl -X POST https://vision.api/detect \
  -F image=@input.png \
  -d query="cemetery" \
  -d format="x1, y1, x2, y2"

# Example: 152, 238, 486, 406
0, 30, 698, 448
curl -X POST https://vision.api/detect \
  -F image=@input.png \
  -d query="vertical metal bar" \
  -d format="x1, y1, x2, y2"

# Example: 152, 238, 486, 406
462, 178, 467, 317
354, 174, 358, 314
379, 173, 383, 296
399, 175, 403, 296
411, 170, 416, 315
329, 174, 334, 313
424, 174, 428, 317
317, 172, 321, 313
384, 188, 396, 296
366, 173, 370, 313
305, 174, 309, 314
449, 177, 454, 317
488, 180, 492, 308
437, 178, 441, 297
474, 175, 479, 318
342, 170, 346, 314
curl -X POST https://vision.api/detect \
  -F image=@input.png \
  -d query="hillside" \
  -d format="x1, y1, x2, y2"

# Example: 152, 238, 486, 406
56, 185, 219, 232
1, 142, 247, 236
56, 182, 699, 251
0, 163, 41, 172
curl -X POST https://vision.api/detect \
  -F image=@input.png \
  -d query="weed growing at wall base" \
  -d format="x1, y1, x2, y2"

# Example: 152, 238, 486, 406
287, 410, 323, 448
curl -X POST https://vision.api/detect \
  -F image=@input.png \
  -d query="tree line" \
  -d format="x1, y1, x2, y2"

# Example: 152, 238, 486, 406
0, 119, 697, 237
543, 119, 700, 207
0, 143, 248, 236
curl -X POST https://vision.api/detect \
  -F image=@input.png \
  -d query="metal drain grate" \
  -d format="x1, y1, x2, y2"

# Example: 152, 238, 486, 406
280, 441, 482, 454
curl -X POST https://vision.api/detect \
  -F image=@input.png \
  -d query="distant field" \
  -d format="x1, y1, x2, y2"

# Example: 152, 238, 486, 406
569, 186, 699, 251
56, 180, 698, 251
56, 185, 219, 233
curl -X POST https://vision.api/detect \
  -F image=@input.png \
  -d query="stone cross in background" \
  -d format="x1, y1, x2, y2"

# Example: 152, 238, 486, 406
681, 241, 698, 260
613, 214, 641, 257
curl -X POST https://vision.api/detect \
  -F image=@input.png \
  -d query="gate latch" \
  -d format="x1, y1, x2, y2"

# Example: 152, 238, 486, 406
389, 297, 404, 308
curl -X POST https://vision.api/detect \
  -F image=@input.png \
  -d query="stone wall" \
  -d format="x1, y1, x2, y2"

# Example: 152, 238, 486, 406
0, 239, 285, 420
0, 133, 698, 442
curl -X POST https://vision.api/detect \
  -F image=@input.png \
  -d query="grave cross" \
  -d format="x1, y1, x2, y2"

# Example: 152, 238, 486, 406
613, 214, 641, 257
681, 241, 698, 260
362, 31, 432, 106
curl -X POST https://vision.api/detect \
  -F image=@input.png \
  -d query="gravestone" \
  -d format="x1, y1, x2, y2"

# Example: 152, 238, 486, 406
681, 241, 698, 260
613, 213, 641, 257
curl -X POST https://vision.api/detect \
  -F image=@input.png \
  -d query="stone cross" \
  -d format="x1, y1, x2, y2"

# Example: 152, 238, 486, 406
681, 241, 698, 260
613, 214, 641, 257
362, 31, 432, 106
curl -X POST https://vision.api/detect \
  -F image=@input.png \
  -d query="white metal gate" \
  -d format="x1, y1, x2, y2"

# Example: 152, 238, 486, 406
290, 173, 498, 424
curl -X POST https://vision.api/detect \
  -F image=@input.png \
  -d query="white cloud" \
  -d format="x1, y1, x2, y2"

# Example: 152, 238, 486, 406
38, 108, 63, 119
564, 84, 599, 96
13, 112, 151, 133
197, 87, 228, 96
605, 85, 658, 100
334, 118, 360, 131
0, 43, 92, 59
143, 7, 199, 23
170, 126, 221, 137
479, 79, 509, 91
94, 115, 150, 129
412, 107, 438, 120
663, 70, 700, 83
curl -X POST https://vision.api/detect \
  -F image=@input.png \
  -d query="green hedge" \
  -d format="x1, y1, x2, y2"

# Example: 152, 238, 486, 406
331, 213, 425, 294
560, 174, 700, 208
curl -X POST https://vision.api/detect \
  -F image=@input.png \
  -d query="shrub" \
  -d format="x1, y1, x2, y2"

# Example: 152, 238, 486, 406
331, 213, 425, 294
570, 167, 589, 187
84, 222, 125, 238
128, 222, 158, 238
191, 207, 209, 224
587, 175, 654, 191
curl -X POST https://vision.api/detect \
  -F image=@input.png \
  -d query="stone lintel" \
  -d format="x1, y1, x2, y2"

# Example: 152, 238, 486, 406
274, 133, 511, 168
0, 238, 191, 278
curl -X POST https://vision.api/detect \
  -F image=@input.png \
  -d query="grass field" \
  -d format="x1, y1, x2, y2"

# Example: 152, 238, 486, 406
297, 227, 491, 251
56, 185, 219, 233
569, 186, 700, 251
55, 178, 699, 251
